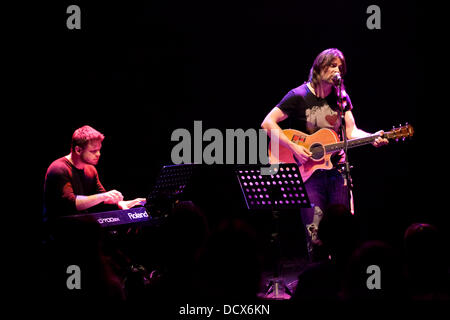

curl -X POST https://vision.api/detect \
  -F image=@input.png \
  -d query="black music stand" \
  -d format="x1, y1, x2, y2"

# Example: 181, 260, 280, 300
147, 163, 256, 235
236, 164, 310, 211
235, 163, 311, 299
146, 164, 195, 216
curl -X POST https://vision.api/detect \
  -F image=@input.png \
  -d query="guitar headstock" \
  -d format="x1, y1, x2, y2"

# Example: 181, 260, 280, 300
386, 123, 414, 142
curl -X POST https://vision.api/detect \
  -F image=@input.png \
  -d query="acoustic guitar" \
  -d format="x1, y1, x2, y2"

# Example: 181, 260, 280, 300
268, 124, 414, 182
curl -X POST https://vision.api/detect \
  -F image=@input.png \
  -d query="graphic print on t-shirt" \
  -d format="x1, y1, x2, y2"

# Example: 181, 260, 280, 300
305, 103, 341, 134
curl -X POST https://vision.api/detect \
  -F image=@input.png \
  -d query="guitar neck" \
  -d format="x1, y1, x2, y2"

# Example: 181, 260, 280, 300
323, 126, 413, 154
325, 133, 381, 153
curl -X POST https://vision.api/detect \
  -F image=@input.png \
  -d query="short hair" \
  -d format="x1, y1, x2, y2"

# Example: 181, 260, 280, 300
308, 48, 347, 89
71, 125, 105, 152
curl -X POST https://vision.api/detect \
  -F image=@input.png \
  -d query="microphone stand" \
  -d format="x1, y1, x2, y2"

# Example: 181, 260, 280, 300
336, 78, 354, 214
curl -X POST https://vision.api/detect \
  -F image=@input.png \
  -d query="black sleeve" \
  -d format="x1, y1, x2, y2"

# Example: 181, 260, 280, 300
276, 90, 300, 117
343, 92, 354, 112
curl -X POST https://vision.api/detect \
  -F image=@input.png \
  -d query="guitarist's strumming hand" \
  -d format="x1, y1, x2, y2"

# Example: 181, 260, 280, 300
290, 143, 312, 165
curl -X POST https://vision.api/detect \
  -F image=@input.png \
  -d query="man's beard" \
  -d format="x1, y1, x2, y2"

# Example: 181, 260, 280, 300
81, 156, 99, 166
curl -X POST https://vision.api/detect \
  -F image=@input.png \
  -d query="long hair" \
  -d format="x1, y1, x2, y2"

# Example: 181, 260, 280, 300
308, 48, 347, 91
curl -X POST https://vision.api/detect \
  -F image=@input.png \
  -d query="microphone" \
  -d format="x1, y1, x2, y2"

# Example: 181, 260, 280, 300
331, 73, 350, 108
332, 72, 342, 85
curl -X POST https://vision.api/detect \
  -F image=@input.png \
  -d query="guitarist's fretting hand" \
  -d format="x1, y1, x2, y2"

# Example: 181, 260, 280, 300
372, 130, 389, 148
291, 143, 312, 165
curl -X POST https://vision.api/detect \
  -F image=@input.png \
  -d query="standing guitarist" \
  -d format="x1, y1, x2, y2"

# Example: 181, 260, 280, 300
261, 48, 388, 258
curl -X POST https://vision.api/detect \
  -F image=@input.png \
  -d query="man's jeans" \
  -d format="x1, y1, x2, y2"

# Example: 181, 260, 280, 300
301, 168, 349, 258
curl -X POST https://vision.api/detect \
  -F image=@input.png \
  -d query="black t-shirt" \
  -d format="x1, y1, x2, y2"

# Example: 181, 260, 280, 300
276, 83, 353, 164
43, 156, 108, 220
276, 83, 352, 134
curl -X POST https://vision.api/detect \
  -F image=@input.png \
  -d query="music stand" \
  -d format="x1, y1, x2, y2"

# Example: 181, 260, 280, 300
235, 163, 311, 299
236, 163, 310, 210
146, 164, 195, 216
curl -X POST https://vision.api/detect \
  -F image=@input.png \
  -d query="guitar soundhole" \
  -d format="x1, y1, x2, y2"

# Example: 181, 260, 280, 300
310, 143, 325, 160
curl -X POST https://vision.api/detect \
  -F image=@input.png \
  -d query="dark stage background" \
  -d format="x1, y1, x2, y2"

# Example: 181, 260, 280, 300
28, 1, 444, 253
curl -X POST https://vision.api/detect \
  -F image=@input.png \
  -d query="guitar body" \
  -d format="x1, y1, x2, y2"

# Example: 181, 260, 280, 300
268, 128, 340, 182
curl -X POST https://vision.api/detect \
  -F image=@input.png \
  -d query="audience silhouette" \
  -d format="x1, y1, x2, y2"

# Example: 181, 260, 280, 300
41, 201, 450, 303
293, 204, 359, 300
193, 218, 262, 301
340, 239, 405, 300
403, 223, 449, 300
132, 201, 210, 302
46, 215, 126, 302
